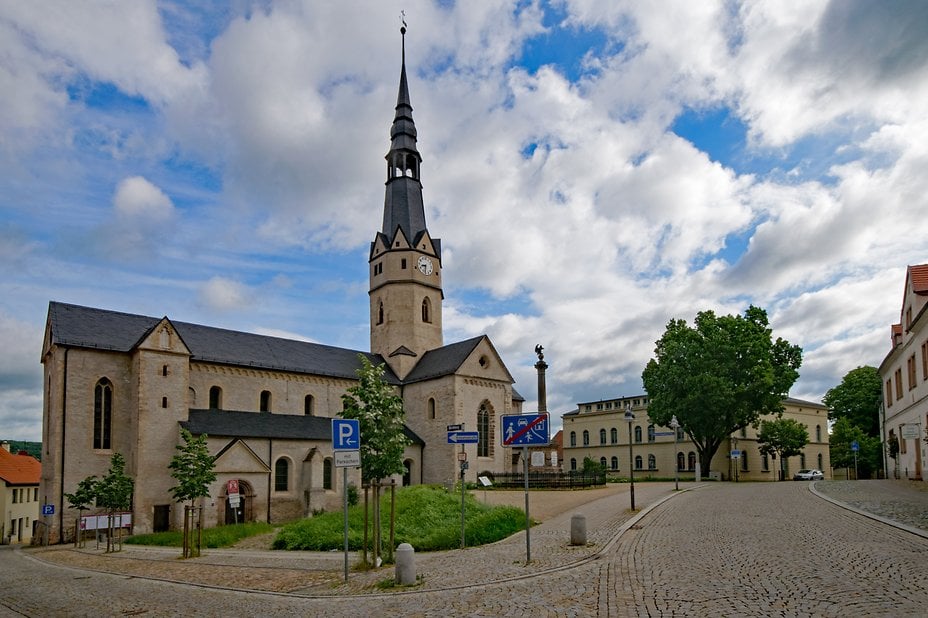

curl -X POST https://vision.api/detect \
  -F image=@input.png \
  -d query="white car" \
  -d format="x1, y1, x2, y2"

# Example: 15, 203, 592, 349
793, 469, 824, 480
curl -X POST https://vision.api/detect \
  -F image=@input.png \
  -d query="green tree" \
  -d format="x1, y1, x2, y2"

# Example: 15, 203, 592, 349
95, 453, 134, 552
822, 366, 882, 436
341, 355, 409, 483
169, 428, 217, 558
642, 305, 802, 475
64, 476, 98, 547
757, 418, 809, 481
830, 418, 881, 479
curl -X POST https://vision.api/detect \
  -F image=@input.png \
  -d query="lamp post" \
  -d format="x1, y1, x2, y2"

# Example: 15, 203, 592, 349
669, 415, 679, 491
624, 405, 635, 511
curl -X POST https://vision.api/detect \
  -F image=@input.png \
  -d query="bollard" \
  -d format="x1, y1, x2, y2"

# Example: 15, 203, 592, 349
395, 542, 416, 585
570, 513, 587, 546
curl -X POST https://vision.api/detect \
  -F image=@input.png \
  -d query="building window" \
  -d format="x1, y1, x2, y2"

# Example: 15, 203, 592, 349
635, 455, 643, 470
209, 386, 222, 410
677, 452, 685, 471
922, 341, 928, 380
93, 378, 113, 450
885, 379, 893, 408
740, 427, 747, 438
12, 490, 17, 504
161, 397, 168, 409
676, 426, 685, 440
428, 398, 436, 420
610, 428, 618, 444
599, 429, 607, 445
817, 453, 823, 470
741, 452, 748, 472
648, 454, 656, 470
600, 457, 607, 469
378, 302, 384, 325
895, 368, 903, 400
815, 425, 822, 442
908, 354, 917, 390
634, 426, 642, 443
582, 430, 590, 446
611, 456, 619, 470
647, 424, 655, 442
422, 298, 432, 323
401, 258, 407, 269
569, 431, 576, 447
762, 453, 769, 471
477, 403, 492, 458
570, 458, 577, 471
162, 364, 169, 377
323, 458, 333, 490
260, 390, 271, 412
688, 452, 696, 470
275, 458, 290, 492
305, 394, 314, 416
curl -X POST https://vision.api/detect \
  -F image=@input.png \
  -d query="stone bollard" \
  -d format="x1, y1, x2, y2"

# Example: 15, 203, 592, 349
570, 513, 587, 546
395, 542, 416, 585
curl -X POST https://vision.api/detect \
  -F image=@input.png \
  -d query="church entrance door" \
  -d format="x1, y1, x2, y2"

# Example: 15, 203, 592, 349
223, 479, 254, 525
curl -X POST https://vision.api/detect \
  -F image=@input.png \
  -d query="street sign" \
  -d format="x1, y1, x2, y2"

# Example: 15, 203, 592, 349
502, 413, 549, 446
227, 479, 239, 495
228, 495, 241, 507
332, 418, 361, 451
730, 449, 741, 459
447, 424, 464, 432
42, 504, 54, 516
851, 441, 859, 452
335, 450, 361, 468
448, 431, 479, 444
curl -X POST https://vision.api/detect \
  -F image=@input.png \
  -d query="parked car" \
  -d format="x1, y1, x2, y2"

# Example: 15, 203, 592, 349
793, 469, 824, 480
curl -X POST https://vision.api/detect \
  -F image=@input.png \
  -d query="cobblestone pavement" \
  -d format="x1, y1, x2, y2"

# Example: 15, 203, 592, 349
3, 480, 927, 616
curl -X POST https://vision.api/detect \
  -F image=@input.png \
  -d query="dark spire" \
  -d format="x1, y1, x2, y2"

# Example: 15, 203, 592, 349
382, 20, 427, 244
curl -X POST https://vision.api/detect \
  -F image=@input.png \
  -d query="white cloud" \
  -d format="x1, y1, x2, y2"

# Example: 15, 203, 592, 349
113, 176, 175, 220
198, 276, 254, 312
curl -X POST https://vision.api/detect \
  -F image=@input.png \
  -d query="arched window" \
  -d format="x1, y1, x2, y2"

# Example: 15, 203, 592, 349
421, 297, 432, 323
569, 431, 576, 447
817, 453, 823, 470
260, 390, 271, 412
323, 458, 333, 490
93, 378, 113, 450
762, 453, 769, 471
275, 458, 290, 492
816, 425, 822, 442
582, 430, 590, 446
610, 428, 618, 444
378, 302, 384, 325
634, 426, 642, 443
688, 452, 697, 470
611, 456, 619, 470
635, 455, 643, 470
647, 424, 655, 442
599, 428, 607, 445
209, 386, 222, 410
648, 454, 656, 470
477, 403, 491, 457
600, 457, 607, 469
741, 452, 748, 472
304, 394, 314, 416
677, 452, 685, 471
428, 398, 436, 420
570, 458, 577, 471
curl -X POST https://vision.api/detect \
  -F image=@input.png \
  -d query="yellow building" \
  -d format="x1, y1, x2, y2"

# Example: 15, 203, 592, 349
562, 395, 830, 481
0, 442, 41, 544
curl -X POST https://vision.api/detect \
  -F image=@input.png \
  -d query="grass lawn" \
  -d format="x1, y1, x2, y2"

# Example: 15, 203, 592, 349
124, 521, 275, 548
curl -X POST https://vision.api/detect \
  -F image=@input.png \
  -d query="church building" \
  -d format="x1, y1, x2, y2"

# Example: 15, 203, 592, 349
38, 31, 523, 543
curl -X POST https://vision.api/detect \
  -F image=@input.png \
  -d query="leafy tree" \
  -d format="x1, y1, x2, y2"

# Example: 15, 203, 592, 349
169, 428, 217, 558
822, 366, 882, 436
582, 456, 605, 474
341, 355, 409, 483
95, 453, 134, 552
64, 476, 98, 547
642, 305, 802, 475
757, 418, 809, 481
830, 418, 881, 479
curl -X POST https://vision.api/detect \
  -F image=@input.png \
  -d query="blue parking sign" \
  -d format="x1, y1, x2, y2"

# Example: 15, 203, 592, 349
332, 418, 360, 451
42, 504, 55, 516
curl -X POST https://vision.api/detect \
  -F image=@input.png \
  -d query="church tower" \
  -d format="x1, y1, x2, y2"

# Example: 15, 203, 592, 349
370, 26, 443, 379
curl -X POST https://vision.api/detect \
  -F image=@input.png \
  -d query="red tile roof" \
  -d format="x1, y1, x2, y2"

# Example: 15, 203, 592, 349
0, 447, 41, 485
909, 264, 928, 294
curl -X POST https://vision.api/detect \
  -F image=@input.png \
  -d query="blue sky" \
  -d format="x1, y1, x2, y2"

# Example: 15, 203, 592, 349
2, 0, 928, 441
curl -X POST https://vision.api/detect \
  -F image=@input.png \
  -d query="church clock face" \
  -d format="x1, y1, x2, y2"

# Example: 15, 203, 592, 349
417, 256, 433, 275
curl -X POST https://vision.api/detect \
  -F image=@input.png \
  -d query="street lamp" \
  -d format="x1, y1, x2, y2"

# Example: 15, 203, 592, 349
624, 405, 635, 511
669, 415, 680, 491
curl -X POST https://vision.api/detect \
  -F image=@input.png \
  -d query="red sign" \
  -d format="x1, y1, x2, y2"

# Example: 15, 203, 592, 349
227, 479, 239, 495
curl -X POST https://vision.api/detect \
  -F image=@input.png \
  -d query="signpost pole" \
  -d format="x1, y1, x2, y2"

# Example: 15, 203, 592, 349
523, 445, 530, 563
343, 466, 349, 581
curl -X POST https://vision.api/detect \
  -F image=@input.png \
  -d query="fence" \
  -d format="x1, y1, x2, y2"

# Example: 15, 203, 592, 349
485, 470, 606, 489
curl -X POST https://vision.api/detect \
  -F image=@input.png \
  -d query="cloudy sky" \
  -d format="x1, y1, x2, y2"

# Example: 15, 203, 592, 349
2, 1, 927, 442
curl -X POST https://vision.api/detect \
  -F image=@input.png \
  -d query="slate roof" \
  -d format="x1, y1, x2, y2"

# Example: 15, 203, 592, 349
0, 448, 41, 486
182, 409, 424, 445
47, 302, 399, 384
403, 336, 485, 383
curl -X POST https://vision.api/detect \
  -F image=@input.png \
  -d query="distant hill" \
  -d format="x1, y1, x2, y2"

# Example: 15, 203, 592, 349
3, 440, 41, 461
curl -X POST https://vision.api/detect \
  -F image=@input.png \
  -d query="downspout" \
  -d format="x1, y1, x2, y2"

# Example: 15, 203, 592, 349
58, 347, 69, 543
267, 439, 273, 524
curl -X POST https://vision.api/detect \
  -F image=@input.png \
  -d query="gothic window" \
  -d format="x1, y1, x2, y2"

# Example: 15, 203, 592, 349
274, 458, 290, 492
648, 454, 656, 470
323, 458, 333, 490
378, 302, 384, 325
817, 453, 823, 470
428, 398, 436, 420
611, 456, 619, 470
477, 403, 492, 457
582, 430, 589, 446
815, 425, 821, 442
305, 394, 314, 416
569, 431, 576, 447
634, 455, 643, 470
209, 386, 222, 410
422, 297, 432, 323
599, 428, 607, 445
634, 426, 642, 443
260, 390, 271, 412
93, 378, 113, 450
610, 428, 618, 444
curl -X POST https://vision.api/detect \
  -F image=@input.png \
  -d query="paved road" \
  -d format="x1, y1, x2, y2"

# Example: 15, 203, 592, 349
3, 482, 927, 616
